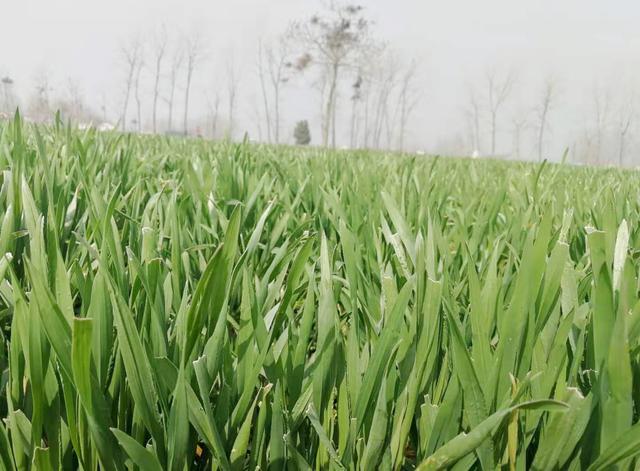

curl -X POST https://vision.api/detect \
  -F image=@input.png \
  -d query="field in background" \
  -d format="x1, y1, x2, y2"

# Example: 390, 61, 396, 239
0, 117, 638, 469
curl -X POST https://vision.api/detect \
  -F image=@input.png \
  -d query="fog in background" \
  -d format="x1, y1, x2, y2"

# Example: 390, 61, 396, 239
2, 0, 640, 165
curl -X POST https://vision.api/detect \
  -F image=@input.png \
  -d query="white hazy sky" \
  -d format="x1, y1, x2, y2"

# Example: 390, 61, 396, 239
3, 0, 640, 160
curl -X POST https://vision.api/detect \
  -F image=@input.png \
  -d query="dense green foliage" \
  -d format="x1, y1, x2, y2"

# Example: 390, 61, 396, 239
0, 116, 638, 470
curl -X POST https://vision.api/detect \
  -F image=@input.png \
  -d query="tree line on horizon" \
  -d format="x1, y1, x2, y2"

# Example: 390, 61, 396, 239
0, 2, 637, 165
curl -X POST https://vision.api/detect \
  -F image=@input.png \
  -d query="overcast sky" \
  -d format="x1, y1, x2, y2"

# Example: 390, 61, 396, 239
3, 0, 640, 161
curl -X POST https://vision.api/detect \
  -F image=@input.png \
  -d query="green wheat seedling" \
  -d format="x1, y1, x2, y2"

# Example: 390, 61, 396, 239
0, 114, 636, 470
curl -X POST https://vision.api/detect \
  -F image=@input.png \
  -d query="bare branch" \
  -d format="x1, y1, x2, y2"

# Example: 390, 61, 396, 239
182, 31, 204, 135
287, 2, 379, 147
617, 89, 635, 166
151, 25, 168, 133
535, 76, 558, 161
119, 36, 142, 131
486, 67, 516, 155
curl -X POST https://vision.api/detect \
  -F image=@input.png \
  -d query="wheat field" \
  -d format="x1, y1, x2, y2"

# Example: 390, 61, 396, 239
0, 115, 637, 469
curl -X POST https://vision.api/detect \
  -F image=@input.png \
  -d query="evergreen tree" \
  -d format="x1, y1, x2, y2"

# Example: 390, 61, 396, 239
294, 120, 311, 145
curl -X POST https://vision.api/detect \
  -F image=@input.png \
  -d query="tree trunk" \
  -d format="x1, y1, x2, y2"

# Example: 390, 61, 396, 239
537, 104, 549, 162
537, 118, 546, 162
399, 108, 406, 152
167, 73, 176, 132
472, 105, 480, 153
323, 63, 339, 147
274, 84, 280, 144
183, 66, 193, 135
257, 46, 272, 143
152, 56, 162, 134
331, 90, 338, 148
362, 86, 370, 148
134, 63, 143, 133
350, 99, 358, 148
228, 92, 235, 140
211, 100, 219, 139
491, 112, 497, 155
619, 125, 631, 167
121, 67, 134, 131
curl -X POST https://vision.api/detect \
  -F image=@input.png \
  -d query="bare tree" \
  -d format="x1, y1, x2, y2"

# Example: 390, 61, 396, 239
360, 49, 400, 150
361, 73, 372, 147
29, 69, 54, 122
371, 64, 396, 149
353, 49, 413, 151
120, 37, 142, 131
225, 51, 241, 139
52, 79, 99, 124
271, 43, 301, 144
257, 37, 293, 144
578, 126, 597, 165
511, 111, 529, 160
182, 33, 202, 135
535, 77, 557, 161
396, 59, 419, 151
100, 92, 108, 123
133, 55, 144, 132
466, 85, 482, 154
486, 68, 515, 155
207, 92, 221, 139
250, 96, 264, 141
349, 71, 363, 147
151, 26, 168, 134
64, 78, 85, 122
257, 40, 273, 143
617, 92, 635, 166
165, 46, 183, 132
462, 110, 476, 156
593, 85, 611, 164
290, 3, 376, 147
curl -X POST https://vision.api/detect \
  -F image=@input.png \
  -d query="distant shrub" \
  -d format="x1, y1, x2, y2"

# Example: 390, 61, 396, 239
293, 120, 311, 145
